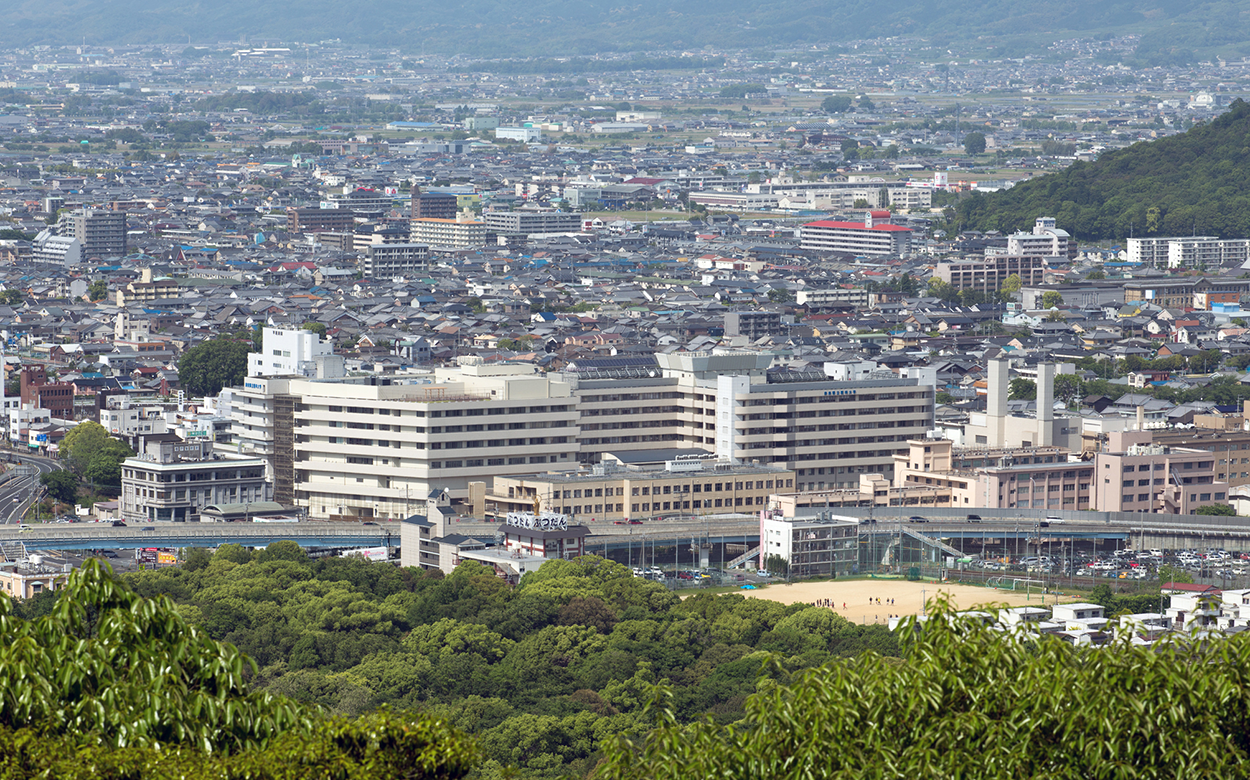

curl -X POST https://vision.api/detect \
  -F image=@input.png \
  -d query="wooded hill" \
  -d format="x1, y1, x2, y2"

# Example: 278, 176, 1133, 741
954, 99, 1250, 242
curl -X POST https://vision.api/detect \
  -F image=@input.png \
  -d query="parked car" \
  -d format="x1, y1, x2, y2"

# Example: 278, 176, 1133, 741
140, 526, 155, 531
111, 520, 127, 527
908, 515, 928, 523
965, 514, 982, 523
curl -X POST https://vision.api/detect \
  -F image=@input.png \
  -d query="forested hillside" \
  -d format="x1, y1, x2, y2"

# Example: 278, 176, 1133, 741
116, 543, 895, 778
1, 0, 1247, 60
954, 99, 1250, 242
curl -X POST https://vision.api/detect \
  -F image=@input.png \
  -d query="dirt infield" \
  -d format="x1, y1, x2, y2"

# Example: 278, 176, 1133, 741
739, 578, 1073, 625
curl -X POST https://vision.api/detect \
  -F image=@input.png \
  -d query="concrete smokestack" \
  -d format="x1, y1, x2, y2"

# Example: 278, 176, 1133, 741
1137, 405, 1145, 432
987, 359, 1008, 447
1036, 363, 1055, 447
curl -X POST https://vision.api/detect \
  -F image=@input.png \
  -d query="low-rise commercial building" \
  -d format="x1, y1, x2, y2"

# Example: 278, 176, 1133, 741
120, 446, 268, 523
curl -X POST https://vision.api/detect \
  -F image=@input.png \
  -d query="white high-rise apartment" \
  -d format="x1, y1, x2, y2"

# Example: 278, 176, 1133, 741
247, 327, 339, 378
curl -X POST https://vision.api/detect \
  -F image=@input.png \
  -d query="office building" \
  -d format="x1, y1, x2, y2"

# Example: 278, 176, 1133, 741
57, 209, 126, 260
1093, 430, 1227, 515
120, 444, 268, 523
320, 188, 394, 213
484, 209, 583, 235
410, 218, 488, 249
363, 243, 430, 277
799, 211, 913, 257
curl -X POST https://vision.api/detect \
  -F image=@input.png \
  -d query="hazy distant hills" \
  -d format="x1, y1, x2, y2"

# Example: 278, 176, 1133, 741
0, 0, 1245, 60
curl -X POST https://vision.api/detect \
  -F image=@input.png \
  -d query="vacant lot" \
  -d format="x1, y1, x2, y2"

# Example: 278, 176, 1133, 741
740, 578, 1074, 625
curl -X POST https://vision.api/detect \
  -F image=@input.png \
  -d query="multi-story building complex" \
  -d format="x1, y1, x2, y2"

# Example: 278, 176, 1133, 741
565, 352, 934, 489
247, 327, 340, 379
687, 192, 781, 212
474, 458, 795, 523
99, 399, 168, 437
935, 255, 1047, 292
57, 208, 125, 259
229, 351, 932, 518
1151, 426, 1250, 491
1004, 217, 1071, 258
723, 310, 785, 339
799, 212, 913, 257
286, 207, 356, 233
1093, 430, 1227, 514
747, 179, 932, 211
409, 217, 487, 248
1128, 237, 1250, 269
761, 512, 859, 578
120, 438, 267, 523
230, 361, 581, 520
363, 243, 429, 277
484, 209, 583, 235
892, 438, 1094, 511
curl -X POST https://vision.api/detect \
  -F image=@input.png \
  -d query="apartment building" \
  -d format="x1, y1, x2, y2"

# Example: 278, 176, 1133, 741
799, 212, 914, 257
1004, 217, 1071, 258
363, 243, 430, 277
407, 187, 458, 220
57, 208, 126, 259
1093, 430, 1227, 514
320, 188, 394, 213
286, 207, 356, 233
795, 287, 871, 310
409, 217, 487, 249
724, 310, 785, 338
1128, 236, 1250, 269
475, 458, 795, 523
31, 231, 82, 267
484, 209, 584, 235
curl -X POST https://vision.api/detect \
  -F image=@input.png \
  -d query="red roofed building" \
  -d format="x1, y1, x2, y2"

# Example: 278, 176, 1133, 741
800, 211, 913, 257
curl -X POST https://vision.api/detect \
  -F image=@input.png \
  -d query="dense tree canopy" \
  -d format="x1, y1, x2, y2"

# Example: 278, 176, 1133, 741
0, 560, 477, 779
179, 336, 251, 396
954, 99, 1250, 240
597, 597, 1250, 779
117, 553, 896, 778
59, 420, 133, 488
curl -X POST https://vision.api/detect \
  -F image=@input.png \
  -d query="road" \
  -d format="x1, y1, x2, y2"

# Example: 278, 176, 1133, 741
0, 452, 62, 525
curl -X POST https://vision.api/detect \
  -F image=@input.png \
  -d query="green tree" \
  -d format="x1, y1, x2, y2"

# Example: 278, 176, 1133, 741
0, 289, 22, 305
821, 95, 852, 114
1086, 269, 1107, 280
766, 288, 793, 303
0, 560, 479, 778
1196, 504, 1236, 516
1157, 563, 1195, 584
596, 597, 1250, 780
857, 96, 875, 111
1053, 373, 1082, 406
300, 322, 327, 338
178, 336, 251, 396
1000, 273, 1023, 297
39, 470, 78, 504
86, 280, 108, 301
1008, 378, 1037, 401
1041, 290, 1064, 309
763, 554, 788, 577
935, 391, 954, 404
59, 421, 133, 483
963, 131, 986, 155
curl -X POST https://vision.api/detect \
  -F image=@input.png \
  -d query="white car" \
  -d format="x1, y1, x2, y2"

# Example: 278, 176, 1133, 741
756, 569, 771, 578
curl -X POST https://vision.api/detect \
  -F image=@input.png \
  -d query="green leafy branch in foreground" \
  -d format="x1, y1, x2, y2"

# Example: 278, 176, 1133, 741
0, 559, 478, 779
596, 594, 1250, 780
